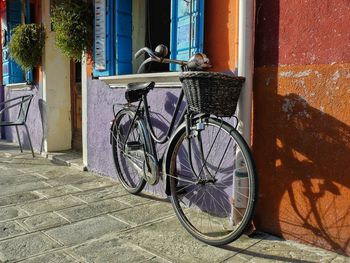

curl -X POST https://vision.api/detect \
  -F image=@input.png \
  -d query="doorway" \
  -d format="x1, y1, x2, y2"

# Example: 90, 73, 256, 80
145, 0, 171, 72
70, 61, 82, 151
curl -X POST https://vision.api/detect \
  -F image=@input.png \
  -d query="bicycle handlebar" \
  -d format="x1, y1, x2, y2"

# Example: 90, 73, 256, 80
135, 44, 211, 73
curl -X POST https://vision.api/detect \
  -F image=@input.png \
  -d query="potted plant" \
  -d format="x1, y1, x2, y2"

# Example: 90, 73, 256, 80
51, 0, 93, 61
9, 23, 45, 82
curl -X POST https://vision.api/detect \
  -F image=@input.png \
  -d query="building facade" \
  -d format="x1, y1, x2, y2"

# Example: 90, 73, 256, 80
0, 0, 349, 256
0, 0, 72, 152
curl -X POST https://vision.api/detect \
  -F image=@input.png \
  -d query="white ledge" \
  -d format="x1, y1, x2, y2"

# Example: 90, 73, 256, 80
98, 72, 182, 88
5, 83, 32, 91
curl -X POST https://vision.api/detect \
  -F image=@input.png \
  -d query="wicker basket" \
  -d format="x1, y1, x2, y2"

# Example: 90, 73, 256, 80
179, 71, 245, 117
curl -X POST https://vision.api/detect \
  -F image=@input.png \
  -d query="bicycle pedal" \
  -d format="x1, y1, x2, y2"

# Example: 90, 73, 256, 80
125, 141, 143, 152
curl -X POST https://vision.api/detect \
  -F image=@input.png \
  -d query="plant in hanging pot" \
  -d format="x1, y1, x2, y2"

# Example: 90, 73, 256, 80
51, 0, 93, 62
9, 23, 45, 83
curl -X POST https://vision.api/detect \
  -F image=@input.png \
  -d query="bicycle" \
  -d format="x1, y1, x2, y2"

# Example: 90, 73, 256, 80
110, 45, 258, 246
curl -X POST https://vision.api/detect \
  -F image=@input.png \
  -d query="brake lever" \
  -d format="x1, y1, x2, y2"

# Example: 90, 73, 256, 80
134, 47, 157, 59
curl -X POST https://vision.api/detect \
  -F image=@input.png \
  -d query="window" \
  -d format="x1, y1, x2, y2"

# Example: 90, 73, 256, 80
2, 0, 34, 85
93, 0, 205, 77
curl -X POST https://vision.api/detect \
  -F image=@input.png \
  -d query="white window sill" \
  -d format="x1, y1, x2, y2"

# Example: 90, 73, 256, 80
98, 72, 182, 88
5, 83, 32, 91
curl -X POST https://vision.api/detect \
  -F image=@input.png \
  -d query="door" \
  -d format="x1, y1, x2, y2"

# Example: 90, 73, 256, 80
70, 61, 82, 151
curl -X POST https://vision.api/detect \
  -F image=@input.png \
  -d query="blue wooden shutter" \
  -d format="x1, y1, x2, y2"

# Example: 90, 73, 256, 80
3, 0, 25, 85
93, 0, 115, 77
115, 0, 132, 75
170, 0, 205, 71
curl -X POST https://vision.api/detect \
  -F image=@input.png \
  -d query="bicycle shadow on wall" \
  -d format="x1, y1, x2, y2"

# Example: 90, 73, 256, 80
252, 0, 349, 256
254, 92, 350, 255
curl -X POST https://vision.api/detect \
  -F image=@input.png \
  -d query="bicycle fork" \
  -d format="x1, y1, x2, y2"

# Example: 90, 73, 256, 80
185, 114, 216, 184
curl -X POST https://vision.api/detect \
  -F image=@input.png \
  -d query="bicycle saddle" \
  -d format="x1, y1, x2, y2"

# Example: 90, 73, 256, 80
125, 82, 155, 103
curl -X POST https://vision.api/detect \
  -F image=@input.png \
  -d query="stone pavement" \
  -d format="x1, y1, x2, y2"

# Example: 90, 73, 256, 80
0, 142, 348, 263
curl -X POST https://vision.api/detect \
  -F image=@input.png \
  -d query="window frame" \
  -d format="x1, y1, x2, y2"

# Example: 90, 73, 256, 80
93, 0, 205, 78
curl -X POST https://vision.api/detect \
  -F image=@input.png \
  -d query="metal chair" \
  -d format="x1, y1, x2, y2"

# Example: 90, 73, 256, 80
0, 94, 35, 157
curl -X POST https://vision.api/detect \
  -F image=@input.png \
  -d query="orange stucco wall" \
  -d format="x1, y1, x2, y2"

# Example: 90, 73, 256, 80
254, 0, 350, 255
204, 0, 238, 72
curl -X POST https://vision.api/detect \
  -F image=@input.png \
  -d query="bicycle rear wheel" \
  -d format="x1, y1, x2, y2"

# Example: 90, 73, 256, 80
111, 109, 146, 194
168, 117, 257, 246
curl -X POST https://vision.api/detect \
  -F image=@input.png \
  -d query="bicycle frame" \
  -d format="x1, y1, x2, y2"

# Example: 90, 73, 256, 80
112, 46, 213, 185
120, 88, 186, 165
142, 89, 186, 145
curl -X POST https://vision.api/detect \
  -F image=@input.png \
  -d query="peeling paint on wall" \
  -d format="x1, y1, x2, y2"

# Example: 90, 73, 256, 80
282, 96, 311, 120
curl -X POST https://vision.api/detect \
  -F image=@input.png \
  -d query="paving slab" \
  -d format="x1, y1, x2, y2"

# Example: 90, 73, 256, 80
111, 202, 175, 227
34, 185, 81, 198
114, 217, 258, 263
44, 177, 95, 188
19, 195, 85, 216
0, 232, 61, 262
44, 175, 114, 190
0, 221, 27, 240
0, 206, 29, 222
0, 173, 41, 186
21, 212, 70, 232
57, 198, 131, 222
20, 251, 78, 263
0, 180, 50, 197
16, 164, 70, 175
27, 166, 82, 179
70, 178, 116, 191
223, 235, 348, 263
68, 238, 157, 263
115, 192, 154, 207
0, 167, 24, 176
44, 215, 130, 246
143, 257, 171, 263
71, 184, 126, 203
0, 192, 42, 207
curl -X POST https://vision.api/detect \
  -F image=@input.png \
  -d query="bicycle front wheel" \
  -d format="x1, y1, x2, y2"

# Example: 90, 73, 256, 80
111, 109, 146, 194
168, 117, 257, 246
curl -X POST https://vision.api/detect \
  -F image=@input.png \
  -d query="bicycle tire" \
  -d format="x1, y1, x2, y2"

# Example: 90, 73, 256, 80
167, 117, 258, 246
111, 109, 146, 194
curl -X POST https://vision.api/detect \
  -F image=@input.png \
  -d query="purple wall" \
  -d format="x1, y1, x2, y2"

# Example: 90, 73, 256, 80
87, 78, 237, 198
87, 78, 184, 184
3, 87, 43, 152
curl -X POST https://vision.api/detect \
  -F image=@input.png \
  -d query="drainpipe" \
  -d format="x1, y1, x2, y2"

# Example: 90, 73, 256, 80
81, 53, 88, 169
0, 85, 3, 139
237, 0, 255, 146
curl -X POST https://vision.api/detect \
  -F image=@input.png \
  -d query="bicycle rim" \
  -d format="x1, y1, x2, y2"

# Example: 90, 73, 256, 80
169, 118, 257, 245
112, 110, 146, 194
